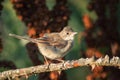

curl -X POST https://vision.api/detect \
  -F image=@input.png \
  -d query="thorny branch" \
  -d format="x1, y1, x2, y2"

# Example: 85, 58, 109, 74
0, 55, 120, 80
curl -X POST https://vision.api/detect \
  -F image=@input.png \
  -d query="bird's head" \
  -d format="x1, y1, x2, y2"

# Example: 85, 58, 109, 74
59, 27, 77, 41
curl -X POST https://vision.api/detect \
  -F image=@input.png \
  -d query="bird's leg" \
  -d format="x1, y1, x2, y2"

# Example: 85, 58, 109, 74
43, 55, 49, 65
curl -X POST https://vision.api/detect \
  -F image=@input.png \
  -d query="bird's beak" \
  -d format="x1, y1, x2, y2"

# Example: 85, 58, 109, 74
73, 32, 77, 35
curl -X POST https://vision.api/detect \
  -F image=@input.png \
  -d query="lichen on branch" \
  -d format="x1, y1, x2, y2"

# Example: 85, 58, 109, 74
0, 55, 120, 80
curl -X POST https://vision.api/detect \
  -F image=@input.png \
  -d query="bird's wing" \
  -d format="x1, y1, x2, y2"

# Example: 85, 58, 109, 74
36, 33, 67, 49
9, 33, 67, 49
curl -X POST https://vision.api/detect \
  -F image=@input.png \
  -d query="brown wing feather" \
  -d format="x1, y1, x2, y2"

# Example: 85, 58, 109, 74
36, 33, 67, 49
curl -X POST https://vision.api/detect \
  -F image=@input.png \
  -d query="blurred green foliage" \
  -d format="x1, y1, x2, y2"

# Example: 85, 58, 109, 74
0, 0, 98, 80
1, 0, 32, 68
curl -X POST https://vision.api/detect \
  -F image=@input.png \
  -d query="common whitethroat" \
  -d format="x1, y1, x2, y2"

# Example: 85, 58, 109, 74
9, 27, 77, 61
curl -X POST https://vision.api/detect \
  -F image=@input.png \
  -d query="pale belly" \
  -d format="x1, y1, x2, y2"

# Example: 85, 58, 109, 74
38, 44, 66, 59
37, 40, 73, 60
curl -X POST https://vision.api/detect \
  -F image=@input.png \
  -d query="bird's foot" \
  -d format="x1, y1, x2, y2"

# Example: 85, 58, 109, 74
54, 59, 65, 63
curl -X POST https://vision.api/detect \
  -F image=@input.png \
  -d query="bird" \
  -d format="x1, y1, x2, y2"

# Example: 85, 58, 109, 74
9, 27, 77, 62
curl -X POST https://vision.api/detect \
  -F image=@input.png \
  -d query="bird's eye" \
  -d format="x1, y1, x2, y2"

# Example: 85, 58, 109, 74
67, 33, 69, 35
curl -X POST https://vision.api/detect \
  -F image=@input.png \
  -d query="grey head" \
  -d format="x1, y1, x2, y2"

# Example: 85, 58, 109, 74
59, 26, 77, 40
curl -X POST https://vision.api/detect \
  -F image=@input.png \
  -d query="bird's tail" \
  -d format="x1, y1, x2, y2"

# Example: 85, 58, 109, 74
9, 33, 38, 43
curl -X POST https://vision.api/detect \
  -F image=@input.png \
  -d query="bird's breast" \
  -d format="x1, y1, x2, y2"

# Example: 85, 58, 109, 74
37, 41, 73, 60
37, 43, 60, 59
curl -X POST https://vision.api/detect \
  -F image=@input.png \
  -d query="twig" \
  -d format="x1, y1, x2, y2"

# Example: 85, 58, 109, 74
0, 55, 120, 80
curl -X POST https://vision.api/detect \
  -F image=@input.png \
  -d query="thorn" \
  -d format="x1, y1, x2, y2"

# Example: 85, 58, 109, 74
96, 57, 102, 64
85, 56, 94, 65
23, 70, 28, 79
58, 70, 61, 75
91, 64, 96, 71
103, 55, 109, 63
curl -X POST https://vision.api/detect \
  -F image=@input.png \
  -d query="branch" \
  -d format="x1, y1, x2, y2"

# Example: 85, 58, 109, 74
0, 55, 120, 80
